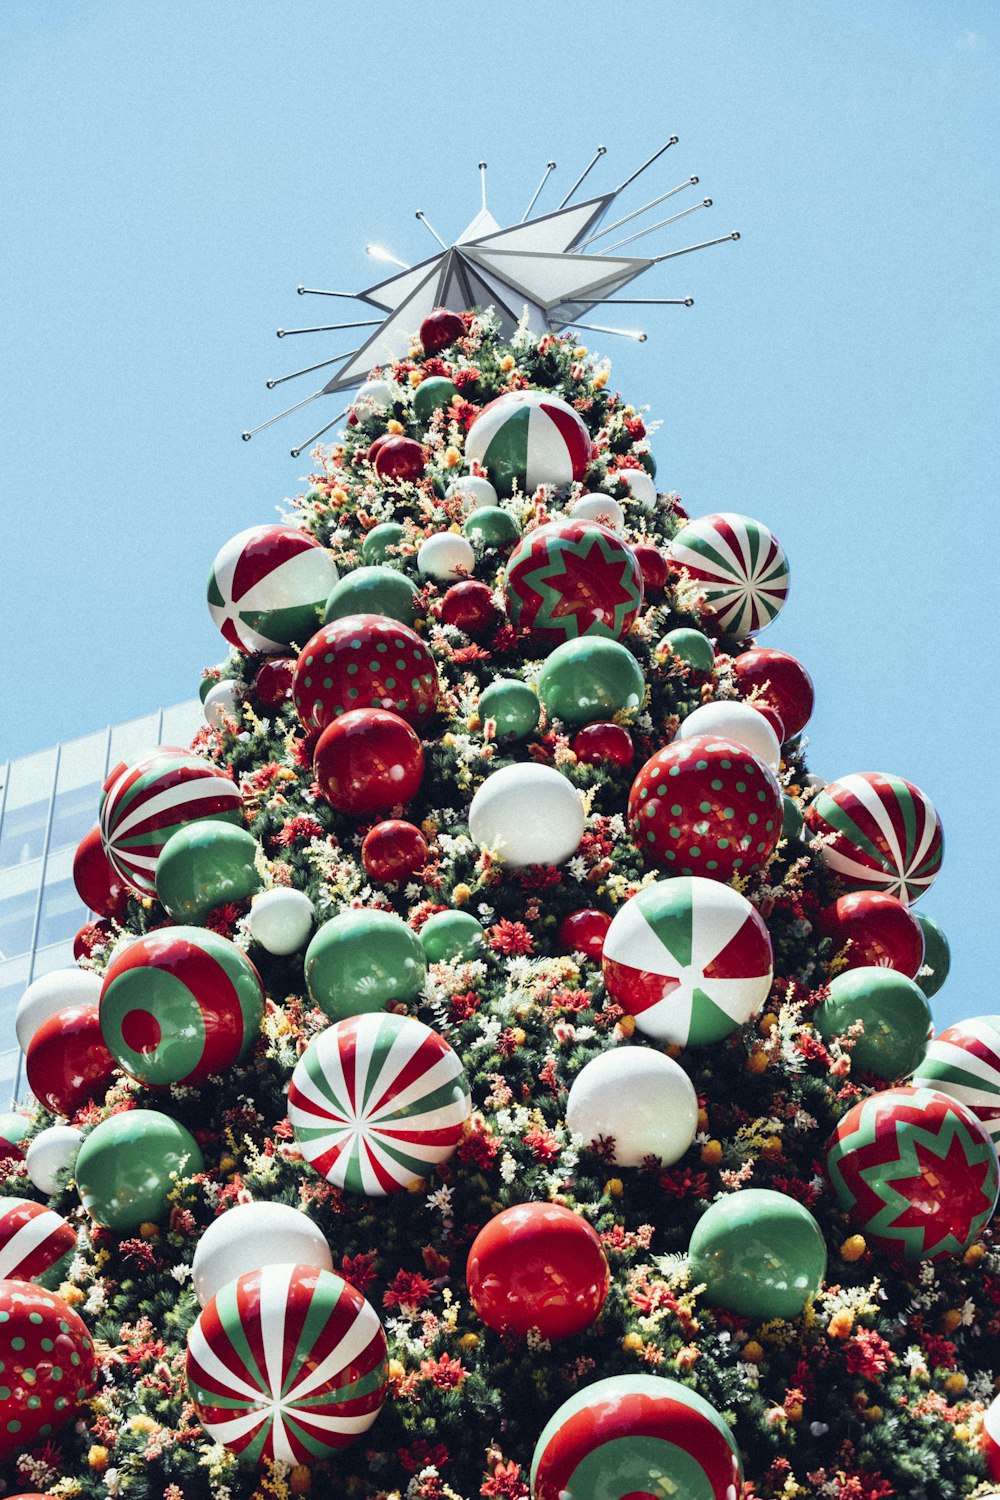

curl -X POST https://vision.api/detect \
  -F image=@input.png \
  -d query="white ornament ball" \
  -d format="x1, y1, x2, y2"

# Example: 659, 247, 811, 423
249, 888, 315, 956
203, 680, 245, 731
16, 969, 102, 1053
469, 763, 584, 869
26, 1125, 85, 1197
676, 700, 782, 772
446, 476, 499, 512
566, 1048, 698, 1167
615, 469, 657, 510
804, 773, 826, 792
417, 532, 476, 582
352, 379, 394, 419
571, 493, 625, 532
192, 1200, 334, 1307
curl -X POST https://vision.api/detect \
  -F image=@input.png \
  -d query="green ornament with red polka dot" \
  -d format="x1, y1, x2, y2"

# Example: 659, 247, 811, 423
0, 1200, 76, 1282
531, 1374, 743, 1500
99, 926, 266, 1087
826, 1085, 999, 1261
465, 388, 593, 497
292, 613, 438, 733
668, 512, 789, 636
0, 1280, 98, 1460
504, 519, 644, 643
628, 734, 783, 879
207, 523, 338, 654
805, 771, 944, 905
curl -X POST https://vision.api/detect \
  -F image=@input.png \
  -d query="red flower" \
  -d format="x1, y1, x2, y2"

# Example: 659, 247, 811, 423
488, 919, 534, 955
523, 1124, 560, 1163
400, 1439, 451, 1474
205, 902, 242, 934
458, 1117, 500, 1169
275, 814, 324, 846
452, 643, 492, 663
481, 1459, 529, 1499
844, 1327, 893, 1378
450, 990, 481, 1021
340, 1251, 378, 1296
383, 1269, 435, 1311
419, 1350, 465, 1388
659, 1167, 710, 1198
624, 416, 646, 439
919, 1331, 957, 1370
519, 865, 561, 890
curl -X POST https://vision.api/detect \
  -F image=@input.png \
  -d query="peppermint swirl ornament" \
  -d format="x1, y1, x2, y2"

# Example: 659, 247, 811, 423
292, 614, 438, 733
504, 519, 643, 643
806, 771, 943, 904
186, 1263, 387, 1466
914, 1015, 1000, 1145
826, 1085, 999, 1261
668, 512, 789, 636
207, 523, 338, 653
465, 388, 592, 497
288, 1012, 471, 1195
0, 1200, 76, 1282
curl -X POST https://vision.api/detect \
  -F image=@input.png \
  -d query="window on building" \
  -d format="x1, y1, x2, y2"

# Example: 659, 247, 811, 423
0, 885, 40, 961
0, 799, 50, 866
49, 782, 104, 853
36, 876, 87, 950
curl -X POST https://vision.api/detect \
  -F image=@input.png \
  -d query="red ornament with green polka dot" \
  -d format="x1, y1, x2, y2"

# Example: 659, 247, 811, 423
0, 1280, 98, 1459
628, 734, 783, 880
292, 614, 438, 733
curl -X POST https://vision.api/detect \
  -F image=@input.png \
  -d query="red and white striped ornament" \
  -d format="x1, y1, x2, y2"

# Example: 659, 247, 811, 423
806, 771, 943, 905
668, 512, 789, 636
0, 1199, 76, 1281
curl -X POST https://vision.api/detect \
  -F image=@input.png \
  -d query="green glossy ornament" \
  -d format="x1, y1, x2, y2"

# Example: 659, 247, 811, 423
463, 506, 521, 549
914, 913, 950, 999
781, 794, 804, 841
199, 673, 222, 704
660, 627, 714, 673
478, 678, 540, 743
639, 450, 657, 478
75, 1109, 204, 1230
155, 819, 263, 922
419, 910, 486, 965
413, 376, 459, 422
323, 566, 418, 626
304, 909, 426, 1021
362, 522, 406, 564
688, 1187, 827, 1321
538, 638, 645, 726
815, 966, 932, 1081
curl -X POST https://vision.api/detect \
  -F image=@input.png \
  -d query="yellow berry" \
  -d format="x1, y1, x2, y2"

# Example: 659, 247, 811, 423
746, 1049, 769, 1074
696, 1107, 710, 1132
840, 1234, 867, 1263
458, 1332, 479, 1351
941, 1308, 963, 1333
743, 1340, 765, 1364
388, 1358, 406, 1380
386, 418, 405, 435
863, 1404, 883, 1422
408, 370, 423, 387
759, 1012, 779, 1034
963, 1242, 985, 1266
499, 355, 516, 372
665, 1042, 683, 1061
88, 1446, 110, 1471
445, 446, 462, 467
511, 1027, 526, 1046
786, 1401, 803, 1424
700, 1140, 723, 1168
761, 1135, 782, 1156
828, 1310, 854, 1340
617, 1015, 637, 1038
452, 883, 472, 906
944, 1372, 967, 1397
138, 1221, 159, 1241
605, 1178, 624, 1198
954, 1422, 971, 1443
622, 1332, 644, 1352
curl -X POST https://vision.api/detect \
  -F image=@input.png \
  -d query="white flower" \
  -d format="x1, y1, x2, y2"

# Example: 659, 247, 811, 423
500, 1153, 518, 1183
170, 1262, 193, 1284
84, 1283, 108, 1315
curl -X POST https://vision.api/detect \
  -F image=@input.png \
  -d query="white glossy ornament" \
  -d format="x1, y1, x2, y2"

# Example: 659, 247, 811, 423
192, 1200, 333, 1307
248, 888, 315, 955
417, 532, 476, 582
468, 763, 584, 869
16, 970, 102, 1053
566, 1048, 698, 1167
202, 680, 245, 730
676, 701, 782, 773
26, 1125, 85, 1197
446, 476, 498, 512
615, 469, 657, 510
571, 493, 625, 532
352, 379, 394, 419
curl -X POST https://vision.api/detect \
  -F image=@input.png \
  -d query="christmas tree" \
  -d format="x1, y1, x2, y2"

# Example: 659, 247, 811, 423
2, 173, 1000, 1500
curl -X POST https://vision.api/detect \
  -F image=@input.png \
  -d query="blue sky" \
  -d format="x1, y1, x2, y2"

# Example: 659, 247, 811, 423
1, 1, 997, 1027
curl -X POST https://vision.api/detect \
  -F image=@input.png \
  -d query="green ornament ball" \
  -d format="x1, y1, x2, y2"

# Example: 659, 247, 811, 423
463, 506, 521, 549
323, 566, 418, 626
75, 1109, 204, 1230
782, 794, 804, 841
815, 966, 932, 1081
419, 910, 486, 965
362, 522, 406, 564
639, 450, 657, 478
538, 638, 645, 726
413, 376, 459, 422
304, 909, 426, 1022
199, 673, 222, 704
155, 819, 263, 923
688, 1187, 827, 1321
659, 627, 715, 673
914, 913, 950, 998
478, 678, 540, 743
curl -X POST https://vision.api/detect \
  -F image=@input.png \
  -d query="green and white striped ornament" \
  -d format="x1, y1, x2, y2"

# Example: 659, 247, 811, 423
668, 512, 789, 636
208, 524, 338, 654
914, 1016, 1000, 1145
288, 1012, 471, 1195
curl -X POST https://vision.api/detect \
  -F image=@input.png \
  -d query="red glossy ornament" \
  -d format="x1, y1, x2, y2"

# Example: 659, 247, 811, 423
72, 825, 128, 919
440, 580, 501, 637
366, 434, 391, 464
314, 708, 424, 816
632, 541, 668, 595
362, 820, 429, 883
293, 614, 438, 734
572, 721, 635, 768
559, 909, 612, 960
73, 918, 115, 961
466, 1202, 610, 1341
25, 1004, 118, 1118
254, 656, 295, 710
752, 701, 786, 742
420, 307, 466, 355
732, 648, 815, 740
0, 1281, 98, 1459
819, 891, 925, 978
373, 436, 426, 482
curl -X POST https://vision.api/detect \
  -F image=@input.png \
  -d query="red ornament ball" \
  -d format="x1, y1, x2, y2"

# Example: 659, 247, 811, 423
732, 648, 815, 740
420, 307, 466, 355
73, 919, 115, 961
628, 734, 783, 881
25, 1004, 118, 1118
572, 721, 635, 769
440, 580, 501, 637
752, 701, 786, 742
366, 434, 391, 464
373, 435, 426, 482
559, 909, 612, 961
632, 541, 669, 594
0, 1281, 98, 1459
819, 891, 925, 978
72, 825, 128, 920
293, 614, 438, 733
466, 1202, 610, 1341
362, 820, 429, 883
314, 708, 424, 816
253, 656, 295, 710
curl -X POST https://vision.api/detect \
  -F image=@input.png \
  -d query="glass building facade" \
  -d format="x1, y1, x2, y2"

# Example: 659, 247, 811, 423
0, 700, 203, 1104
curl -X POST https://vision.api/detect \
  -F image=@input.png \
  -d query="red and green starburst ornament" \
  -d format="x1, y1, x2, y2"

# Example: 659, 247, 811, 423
826, 1085, 999, 1261
504, 518, 644, 643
